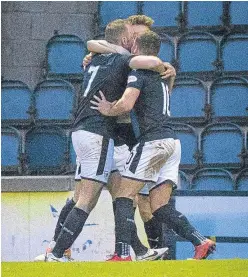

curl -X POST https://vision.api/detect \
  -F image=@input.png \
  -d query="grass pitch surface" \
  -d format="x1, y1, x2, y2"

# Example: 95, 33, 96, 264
2, 259, 248, 277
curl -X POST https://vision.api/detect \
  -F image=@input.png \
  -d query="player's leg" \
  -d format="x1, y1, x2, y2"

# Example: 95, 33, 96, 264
137, 191, 164, 249
46, 130, 114, 262
110, 139, 175, 261
150, 140, 216, 259
107, 147, 149, 258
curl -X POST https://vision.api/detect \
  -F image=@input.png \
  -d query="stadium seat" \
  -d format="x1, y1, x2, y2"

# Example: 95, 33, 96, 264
33, 79, 76, 122
236, 169, 248, 191
170, 77, 206, 120
1, 80, 33, 122
46, 34, 86, 80
142, 1, 179, 27
187, 1, 223, 27
222, 34, 248, 72
69, 136, 77, 168
1, 127, 22, 174
158, 34, 175, 64
169, 123, 198, 168
177, 32, 218, 72
201, 123, 244, 168
25, 126, 67, 174
99, 1, 138, 27
230, 1, 248, 25
210, 76, 248, 119
177, 171, 190, 190
192, 168, 234, 191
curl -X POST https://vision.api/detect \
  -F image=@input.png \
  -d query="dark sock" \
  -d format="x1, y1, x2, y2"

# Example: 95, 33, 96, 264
153, 204, 206, 246
53, 198, 76, 242
114, 200, 147, 256
144, 217, 163, 248
114, 197, 135, 257
52, 207, 88, 258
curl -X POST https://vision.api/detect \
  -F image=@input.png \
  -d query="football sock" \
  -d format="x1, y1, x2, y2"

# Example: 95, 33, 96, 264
113, 200, 147, 256
53, 198, 76, 242
144, 216, 163, 248
114, 197, 135, 257
153, 204, 205, 246
52, 207, 88, 258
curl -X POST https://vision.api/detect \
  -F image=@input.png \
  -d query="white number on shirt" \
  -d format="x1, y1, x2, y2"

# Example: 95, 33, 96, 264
83, 65, 100, 97
161, 82, 171, 116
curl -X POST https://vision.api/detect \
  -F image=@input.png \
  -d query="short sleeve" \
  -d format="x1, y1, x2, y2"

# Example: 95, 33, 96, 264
126, 70, 144, 91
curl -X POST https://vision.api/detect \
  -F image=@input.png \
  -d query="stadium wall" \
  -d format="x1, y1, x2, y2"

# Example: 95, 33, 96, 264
1, 1, 98, 89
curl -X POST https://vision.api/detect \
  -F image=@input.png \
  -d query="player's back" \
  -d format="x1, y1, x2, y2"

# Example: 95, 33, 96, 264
73, 53, 131, 138
127, 69, 176, 142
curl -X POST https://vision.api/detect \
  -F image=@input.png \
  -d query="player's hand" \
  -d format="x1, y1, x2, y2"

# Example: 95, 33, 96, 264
82, 53, 93, 70
160, 62, 176, 79
90, 91, 116, 116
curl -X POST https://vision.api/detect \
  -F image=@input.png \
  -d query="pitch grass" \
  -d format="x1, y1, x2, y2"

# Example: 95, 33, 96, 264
2, 259, 248, 277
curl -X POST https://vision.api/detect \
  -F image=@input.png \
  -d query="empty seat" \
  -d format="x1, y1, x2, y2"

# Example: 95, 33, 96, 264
99, 1, 138, 27
1, 127, 22, 174
211, 76, 248, 119
222, 34, 248, 72
230, 1, 248, 25
187, 1, 223, 27
169, 123, 198, 168
25, 126, 67, 174
178, 32, 218, 72
33, 79, 76, 122
201, 123, 244, 168
192, 168, 234, 191
158, 34, 175, 64
69, 137, 77, 167
1, 80, 32, 122
171, 77, 206, 119
236, 169, 248, 191
142, 1, 180, 27
177, 171, 190, 190
46, 35, 86, 79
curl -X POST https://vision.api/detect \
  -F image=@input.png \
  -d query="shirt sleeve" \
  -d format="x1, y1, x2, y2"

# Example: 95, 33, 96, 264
126, 69, 144, 91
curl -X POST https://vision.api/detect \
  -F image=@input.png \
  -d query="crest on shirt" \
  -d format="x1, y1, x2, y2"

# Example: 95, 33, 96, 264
127, 75, 137, 83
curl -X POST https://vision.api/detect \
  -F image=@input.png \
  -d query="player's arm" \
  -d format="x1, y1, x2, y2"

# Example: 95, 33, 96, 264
160, 62, 176, 93
129, 55, 165, 73
90, 88, 140, 116
87, 40, 130, 55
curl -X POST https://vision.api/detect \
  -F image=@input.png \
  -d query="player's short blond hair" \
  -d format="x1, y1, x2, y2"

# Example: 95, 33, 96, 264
126, 15, 154, 28
105, 19, 128, 44
136, 30, 161, 56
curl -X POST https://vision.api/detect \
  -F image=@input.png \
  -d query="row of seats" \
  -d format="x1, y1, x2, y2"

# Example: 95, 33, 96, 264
44, 33, 248, 79
99, 1, 248, 27
2, 78, 247, 123
178, 169, 248, 191
1, 123, 248, 174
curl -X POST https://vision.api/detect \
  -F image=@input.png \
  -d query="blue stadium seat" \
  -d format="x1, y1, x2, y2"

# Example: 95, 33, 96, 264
158, 34, 174, 64
25, 126, 67, 173
171, 77, 206, 119
99, 1, 138, 27
46, 34, 86, 79
1, 80, 32, 121
169, 123, 198, 168
192, 168, 234, 191
187, 1, 223, 27
201, 123, 244, 168
178, 171, 190, 190
142, 1, 179, 27
178, 32, 217, 72
1, 127, 22, 173
236, 169, 248, 191
33, 79, 76, 122
222, 34, 248, 72
230, 1, 248, 25
211, 76, 248, 119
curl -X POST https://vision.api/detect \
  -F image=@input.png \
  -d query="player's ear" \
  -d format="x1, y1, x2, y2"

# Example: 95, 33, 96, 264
121, 36, 128, 46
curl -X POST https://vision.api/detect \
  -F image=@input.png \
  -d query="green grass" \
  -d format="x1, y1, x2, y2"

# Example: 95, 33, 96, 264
2, 259, 248, 277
